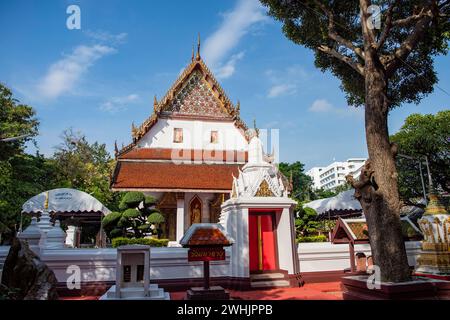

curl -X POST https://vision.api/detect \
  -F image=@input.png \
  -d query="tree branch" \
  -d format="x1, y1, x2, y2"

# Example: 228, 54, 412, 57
376, 1, 397, 50
313, 0, 365, 60
318, 45, 365, 76
391, 8, 433, 27
385, 14, 433, 76
359, 0, 377, 48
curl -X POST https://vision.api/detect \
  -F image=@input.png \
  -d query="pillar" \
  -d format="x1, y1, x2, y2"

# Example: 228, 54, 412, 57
176, 193, 185, 242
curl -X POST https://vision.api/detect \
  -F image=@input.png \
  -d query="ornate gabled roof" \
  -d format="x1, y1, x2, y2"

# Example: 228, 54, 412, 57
116, 44, 249, 158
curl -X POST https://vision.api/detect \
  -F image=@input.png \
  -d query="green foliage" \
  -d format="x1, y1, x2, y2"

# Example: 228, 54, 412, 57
295, 206, 320, 236
278, 161, 313, 201
111, 237, 169, 248
297, 235, 327, 243
147, 212, 165, 224
121, 191, 145, 208
102, 191, 164, 239
310, 188, 337, 200
391, 111, 450, 201
52, 128, 120, 211
0, 83, 39, 161
0, 84, 50, 243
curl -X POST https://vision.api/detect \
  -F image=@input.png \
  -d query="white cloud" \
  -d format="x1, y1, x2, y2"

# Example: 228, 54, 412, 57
268, 84, 297, 98
216, 52, 245, 79
37, 45, 116, 99
309, 99, 334, 112
203, 0, 267, 77
264, 64, 307, 98
100, 94, 139, 113
84, 30, 128, 45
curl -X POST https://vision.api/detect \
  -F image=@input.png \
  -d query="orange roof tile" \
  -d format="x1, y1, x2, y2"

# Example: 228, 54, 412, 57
112, 161, 241, 191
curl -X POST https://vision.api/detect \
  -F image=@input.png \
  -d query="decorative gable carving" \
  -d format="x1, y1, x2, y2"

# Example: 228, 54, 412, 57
164, 70, 230, 118
254, 179, 275, 197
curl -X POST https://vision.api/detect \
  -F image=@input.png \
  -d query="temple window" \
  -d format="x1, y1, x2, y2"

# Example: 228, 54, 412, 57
173, 128, 183, 143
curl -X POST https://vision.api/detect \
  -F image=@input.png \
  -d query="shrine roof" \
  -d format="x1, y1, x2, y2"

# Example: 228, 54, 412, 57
180, 223, 234, 247
331, 217, 423, 244
111, 161, 242, 191
118, 148, 248, 163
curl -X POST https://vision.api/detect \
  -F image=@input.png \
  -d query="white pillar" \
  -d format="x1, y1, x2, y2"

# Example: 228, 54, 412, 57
176, 194, 185, 242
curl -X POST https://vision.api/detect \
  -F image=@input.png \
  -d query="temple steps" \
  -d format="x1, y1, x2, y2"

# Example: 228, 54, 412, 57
250, 272, 291, 289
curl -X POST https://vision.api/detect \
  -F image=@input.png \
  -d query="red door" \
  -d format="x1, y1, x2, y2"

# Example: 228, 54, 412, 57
249, 213, 277, 272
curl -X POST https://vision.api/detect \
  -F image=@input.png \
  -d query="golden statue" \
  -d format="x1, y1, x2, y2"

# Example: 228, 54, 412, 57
191, 203, 201, 225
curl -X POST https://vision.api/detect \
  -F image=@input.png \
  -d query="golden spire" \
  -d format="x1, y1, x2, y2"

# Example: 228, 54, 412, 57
114, 140, 118, 155
253, 118, 260, 137
153, 95, 158, 112
424, 184, 447, 215
131, 122, 138, 137
196, 33, 201, 60
191, 44, 195, 62
44, 191, 49, 210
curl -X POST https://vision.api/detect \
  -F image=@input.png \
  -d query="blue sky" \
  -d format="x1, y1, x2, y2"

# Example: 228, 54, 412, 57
0, 0, 448, 170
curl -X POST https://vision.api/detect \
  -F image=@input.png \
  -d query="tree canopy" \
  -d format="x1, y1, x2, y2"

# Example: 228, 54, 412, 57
391, 110, 449, 201
260, 0, 449, 107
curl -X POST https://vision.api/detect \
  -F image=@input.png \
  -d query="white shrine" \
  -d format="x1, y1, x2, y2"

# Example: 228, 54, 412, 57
220, 131, 301, 288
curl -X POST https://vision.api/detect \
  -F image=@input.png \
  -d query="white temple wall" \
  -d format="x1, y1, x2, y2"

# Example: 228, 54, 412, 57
0, 246, 231, 284
137, 118, 248, 152
297, 241, 422, 273
0, 241, 422, 284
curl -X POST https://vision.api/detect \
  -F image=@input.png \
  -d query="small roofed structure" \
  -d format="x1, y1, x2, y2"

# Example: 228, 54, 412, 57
180, 223, 234, 300
303, 189, 363, 219
22, 188, 111, 248
180, 223, 234, 247
331, 217, 422, 272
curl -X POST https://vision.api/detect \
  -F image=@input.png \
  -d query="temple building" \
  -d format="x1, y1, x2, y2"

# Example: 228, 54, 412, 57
111, 42, 252, 242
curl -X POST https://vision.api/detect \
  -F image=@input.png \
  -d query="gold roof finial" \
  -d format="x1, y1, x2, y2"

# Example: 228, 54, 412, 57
253, 118, 260, 137
191, 44, 195, 62
236, 100, 240, 115
114, 140, 118, 155
196, 33, 201, 60
153, 95, 158, 112
131, 122, 138, 137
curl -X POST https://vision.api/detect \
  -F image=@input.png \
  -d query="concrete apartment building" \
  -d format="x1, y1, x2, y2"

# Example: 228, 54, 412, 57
306, 158, 367, 190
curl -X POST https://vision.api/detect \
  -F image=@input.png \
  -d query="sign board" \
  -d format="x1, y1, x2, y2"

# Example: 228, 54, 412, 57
188, 247, 225, 262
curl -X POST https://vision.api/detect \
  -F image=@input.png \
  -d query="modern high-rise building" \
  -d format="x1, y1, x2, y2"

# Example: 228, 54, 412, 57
306, 158, 367, 190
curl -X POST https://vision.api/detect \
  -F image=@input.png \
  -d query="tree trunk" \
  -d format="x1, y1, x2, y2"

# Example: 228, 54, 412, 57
352, 56, 411, 282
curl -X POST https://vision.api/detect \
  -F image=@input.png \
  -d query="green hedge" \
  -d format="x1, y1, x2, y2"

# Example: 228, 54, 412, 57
112, 237, 169, 248
296, 235, 327, 243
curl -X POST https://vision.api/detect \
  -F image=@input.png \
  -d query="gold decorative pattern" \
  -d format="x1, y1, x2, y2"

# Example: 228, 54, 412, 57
255, 179, 275, 197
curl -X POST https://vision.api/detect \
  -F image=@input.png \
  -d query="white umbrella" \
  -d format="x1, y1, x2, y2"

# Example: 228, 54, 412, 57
22, 188, 111, 215
304, 189, 362, 216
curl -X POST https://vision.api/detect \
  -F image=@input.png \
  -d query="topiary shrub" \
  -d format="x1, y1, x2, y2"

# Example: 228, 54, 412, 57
147, 212, 165, 224
120, 191, 145, 208
111, 237, 169, 248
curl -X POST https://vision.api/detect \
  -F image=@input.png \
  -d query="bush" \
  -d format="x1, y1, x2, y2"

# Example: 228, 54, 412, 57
111, 237, 169, 248
120, 191, 145, 207
147, 211, 165, 224
296, 235, 327, 243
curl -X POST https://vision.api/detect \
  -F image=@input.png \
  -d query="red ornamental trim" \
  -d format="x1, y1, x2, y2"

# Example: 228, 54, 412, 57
188, 247, 225, 261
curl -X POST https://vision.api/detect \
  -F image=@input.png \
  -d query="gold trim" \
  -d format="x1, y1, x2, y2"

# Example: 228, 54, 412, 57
257, 215, 263, 271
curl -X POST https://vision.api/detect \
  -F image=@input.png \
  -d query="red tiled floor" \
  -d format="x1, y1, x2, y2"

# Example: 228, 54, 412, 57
170, 282, 343, 300
59, 282, 344, 300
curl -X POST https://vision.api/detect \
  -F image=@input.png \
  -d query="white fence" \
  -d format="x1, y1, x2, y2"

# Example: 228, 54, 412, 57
0, 241, 422, 285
